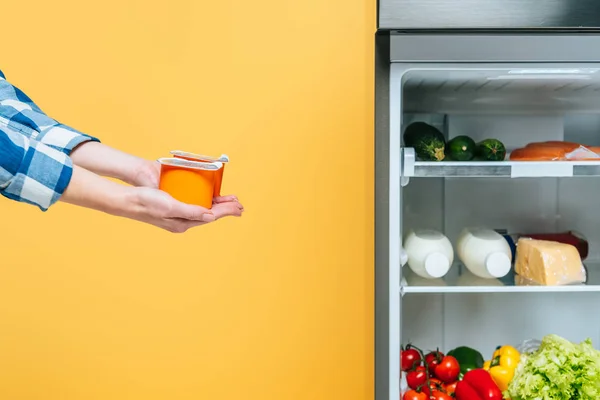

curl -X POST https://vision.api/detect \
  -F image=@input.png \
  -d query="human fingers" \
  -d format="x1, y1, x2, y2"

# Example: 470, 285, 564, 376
211, 201, 244, 219
213, 195, 239, 203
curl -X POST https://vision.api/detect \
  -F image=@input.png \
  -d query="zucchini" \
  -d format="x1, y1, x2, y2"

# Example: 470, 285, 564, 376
403, 122, 446, 161
446, 135, 476, 161
476, 139, 506, 161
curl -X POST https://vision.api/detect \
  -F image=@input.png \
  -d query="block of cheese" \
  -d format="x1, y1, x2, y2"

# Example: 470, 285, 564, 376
515, 238, 585, 285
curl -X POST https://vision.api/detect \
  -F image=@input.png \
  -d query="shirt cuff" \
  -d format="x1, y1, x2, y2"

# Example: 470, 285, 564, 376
2, 140, 73, 211
37, 123, 100, 155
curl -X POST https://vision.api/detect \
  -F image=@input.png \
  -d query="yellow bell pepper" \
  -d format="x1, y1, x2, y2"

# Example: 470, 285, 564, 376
483, 345, 520, 392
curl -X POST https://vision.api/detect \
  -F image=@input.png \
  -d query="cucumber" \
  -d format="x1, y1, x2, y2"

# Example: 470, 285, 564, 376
403, 122, 446, 161
446, 135, 476, 161
476, 138, 506, 161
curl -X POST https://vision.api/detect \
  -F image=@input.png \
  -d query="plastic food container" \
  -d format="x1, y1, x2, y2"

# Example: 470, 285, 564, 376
456, 227, 513, 279
403, 229, 454, 279
171, 151, 229, 197
158, 158, 222, 209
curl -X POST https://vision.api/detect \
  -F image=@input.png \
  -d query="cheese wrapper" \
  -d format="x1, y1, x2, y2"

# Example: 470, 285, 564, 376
515, 238, 586, 286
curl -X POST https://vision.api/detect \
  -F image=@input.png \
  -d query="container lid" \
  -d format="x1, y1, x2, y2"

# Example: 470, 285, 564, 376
485, 253, 512, 278
158, 157, 222, 170
170, 151, 229, 163
424, 252, 450, 278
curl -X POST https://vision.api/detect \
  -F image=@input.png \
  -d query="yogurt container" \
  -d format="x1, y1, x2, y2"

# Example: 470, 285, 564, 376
158, 158, 222, 209
171, 151, 229, 197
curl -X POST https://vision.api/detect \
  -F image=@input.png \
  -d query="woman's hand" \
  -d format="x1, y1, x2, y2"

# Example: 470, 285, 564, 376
71, 142, 243, 209
127, 188, 243, 232
131, 159, 161, 188
61, 166, 243, 233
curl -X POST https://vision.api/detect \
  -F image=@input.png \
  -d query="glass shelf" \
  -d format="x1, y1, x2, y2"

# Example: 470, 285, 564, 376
412, 161, 600, 178
401, 148, 600, 179
401, 262, 600, 294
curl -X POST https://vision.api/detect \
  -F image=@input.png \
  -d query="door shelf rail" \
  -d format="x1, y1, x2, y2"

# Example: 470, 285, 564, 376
401, 148, 600, 180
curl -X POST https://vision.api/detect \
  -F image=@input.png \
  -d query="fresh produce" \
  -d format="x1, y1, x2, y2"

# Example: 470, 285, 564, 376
403, 122, 446, 161
447, 346, 485, 375
430, 391, 453, 400
401, 345, 460, 399
506, 334, 600, 400
446, 135, 476, 161
476, 138, 506, 161
483, 345, 520, 392
424, 378, 444, 396
443, 381, 457, 396
434, 355, 460, 383
401, 346, 422, 371
403, 389, 427, 400
424, 350, 444, 374
455, 369, 503, 400
406, 366, 427, 390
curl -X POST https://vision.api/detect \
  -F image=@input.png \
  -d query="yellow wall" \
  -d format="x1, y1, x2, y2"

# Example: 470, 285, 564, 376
1, 1, 374, 399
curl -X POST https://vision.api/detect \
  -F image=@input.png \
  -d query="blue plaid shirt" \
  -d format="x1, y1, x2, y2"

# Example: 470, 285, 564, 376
0, 69, 99, 211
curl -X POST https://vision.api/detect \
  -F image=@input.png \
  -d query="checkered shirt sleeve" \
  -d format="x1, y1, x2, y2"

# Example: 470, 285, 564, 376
0, 69, 99, 155
0, 124, 73, 211
0, 69, 100, 210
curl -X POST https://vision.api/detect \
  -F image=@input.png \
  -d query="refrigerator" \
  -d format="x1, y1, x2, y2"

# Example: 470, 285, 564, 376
375, 2, 600, 400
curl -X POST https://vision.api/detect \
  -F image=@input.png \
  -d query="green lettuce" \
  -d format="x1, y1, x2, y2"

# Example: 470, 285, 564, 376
506, 334, 600, 400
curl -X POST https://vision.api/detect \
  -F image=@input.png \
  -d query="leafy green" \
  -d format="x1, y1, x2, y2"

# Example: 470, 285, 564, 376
506, 334, 600, 400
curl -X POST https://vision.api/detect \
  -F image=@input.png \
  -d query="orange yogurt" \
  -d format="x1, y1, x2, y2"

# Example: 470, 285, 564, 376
170, 151, 229, 197
158, 157, 222, 209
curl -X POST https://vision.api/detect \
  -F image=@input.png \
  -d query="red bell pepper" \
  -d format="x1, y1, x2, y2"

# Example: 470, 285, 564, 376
455, 369, 503, 400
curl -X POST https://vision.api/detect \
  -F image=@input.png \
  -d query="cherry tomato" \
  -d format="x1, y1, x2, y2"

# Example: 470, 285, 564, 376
401, 348, 422, 372
430, 390, 453, 400
402, 389, 427, 400
443, 381, 457, 396
419, 378, 443, 397
406, 366, 427, 390
425, 350, 444, 375
428, 378, 444, 391
434, 355, 460, 383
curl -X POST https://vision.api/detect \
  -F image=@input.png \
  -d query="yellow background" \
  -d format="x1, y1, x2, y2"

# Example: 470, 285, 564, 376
1, 1, 374, 399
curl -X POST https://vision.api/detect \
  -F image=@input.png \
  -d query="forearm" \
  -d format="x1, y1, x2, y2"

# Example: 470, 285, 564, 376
69, 142, 146, 186
59, 164, 136, 217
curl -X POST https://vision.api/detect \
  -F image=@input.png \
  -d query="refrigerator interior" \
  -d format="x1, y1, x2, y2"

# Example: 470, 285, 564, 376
399, 66, 600, 357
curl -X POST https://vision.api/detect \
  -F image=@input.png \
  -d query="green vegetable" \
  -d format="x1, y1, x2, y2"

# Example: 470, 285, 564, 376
446, 136, 476, 161
403, 122, 446, 161
476, 139, 506, 161
447, 346, 484, 375
506, 334, 600, 400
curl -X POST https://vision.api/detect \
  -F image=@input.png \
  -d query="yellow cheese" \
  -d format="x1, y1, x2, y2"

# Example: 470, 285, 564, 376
515, 238, 585, 285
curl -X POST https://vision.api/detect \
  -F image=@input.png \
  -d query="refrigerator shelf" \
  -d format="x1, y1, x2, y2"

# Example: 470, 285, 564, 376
402, 148, 600, 179
401, 263, 600, 294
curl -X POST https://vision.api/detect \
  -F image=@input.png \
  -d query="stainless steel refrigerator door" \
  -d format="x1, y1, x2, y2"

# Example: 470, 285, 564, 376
379, 0, 600, 30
